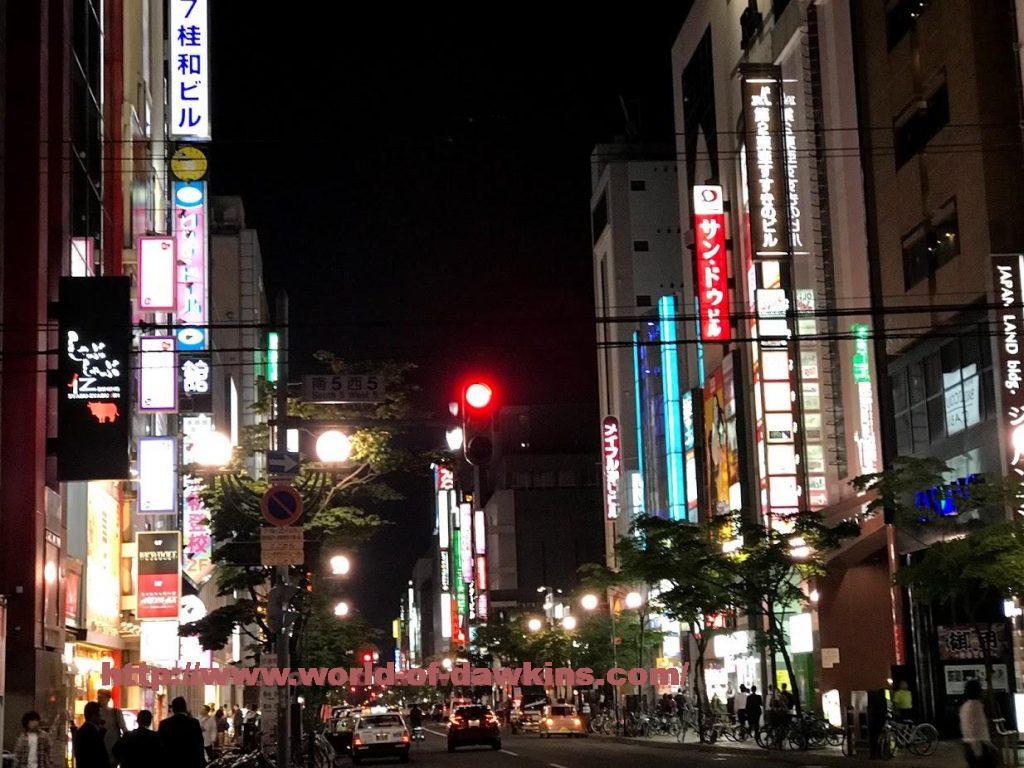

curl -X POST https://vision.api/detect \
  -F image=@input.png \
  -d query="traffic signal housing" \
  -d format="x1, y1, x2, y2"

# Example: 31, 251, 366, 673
460, 379, 496, 466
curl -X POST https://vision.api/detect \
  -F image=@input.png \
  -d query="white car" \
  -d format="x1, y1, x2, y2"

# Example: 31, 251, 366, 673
351, 713, 411, 765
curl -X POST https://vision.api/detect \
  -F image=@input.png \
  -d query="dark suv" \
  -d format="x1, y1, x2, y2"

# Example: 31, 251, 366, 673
447, 705, 501, 752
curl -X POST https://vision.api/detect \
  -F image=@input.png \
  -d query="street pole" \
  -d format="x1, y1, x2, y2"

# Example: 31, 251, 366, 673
275, 290, 291, 768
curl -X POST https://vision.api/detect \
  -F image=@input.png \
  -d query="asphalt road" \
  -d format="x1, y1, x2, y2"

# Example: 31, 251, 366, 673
336, 726, 842, 767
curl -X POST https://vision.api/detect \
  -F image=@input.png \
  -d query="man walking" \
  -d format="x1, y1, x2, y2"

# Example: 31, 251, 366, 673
735, 685, 749, 734
74, 703, 109, 768
97, 690, 127, 767
113, 710, 164, 768
745, 685, 763, 736
157, 697, 205, 768
231, 706, 244, 744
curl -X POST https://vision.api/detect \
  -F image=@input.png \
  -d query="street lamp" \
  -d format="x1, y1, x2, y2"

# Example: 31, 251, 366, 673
580, 593, 599, 611
329, 554, 352, 576
333, 600, 350, 618
445, 426, 464, 451
625, 591, 643, 610
194, 431, 233, 467
316, 430, 352, 463
527, 617, 543, 633
561, 615, 577, 631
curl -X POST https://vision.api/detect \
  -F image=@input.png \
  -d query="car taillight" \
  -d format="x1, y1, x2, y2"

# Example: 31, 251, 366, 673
486, 713, 498, 724
450, 716, 464, 727
546, 718, 554, 726
353, 737, 364, 746
401, 732, 410, 743
574, 718, 581, 726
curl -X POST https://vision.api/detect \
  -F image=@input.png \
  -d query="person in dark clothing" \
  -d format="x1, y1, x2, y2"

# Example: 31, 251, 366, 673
408, 704, 423, 728
745, 685, 764, 735
157, 697, 205, 768
74, 702, 109, 768
113, 710, 164, 768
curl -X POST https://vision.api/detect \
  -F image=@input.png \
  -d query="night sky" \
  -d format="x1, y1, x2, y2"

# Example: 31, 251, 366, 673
209, 7, 691, 636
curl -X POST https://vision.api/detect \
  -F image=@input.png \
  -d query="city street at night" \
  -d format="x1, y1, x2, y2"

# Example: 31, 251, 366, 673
7, 1, 1024, 767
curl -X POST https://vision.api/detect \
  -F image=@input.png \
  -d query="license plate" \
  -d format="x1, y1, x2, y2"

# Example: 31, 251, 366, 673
376, 733, 388, 741
469, 719, 480, 727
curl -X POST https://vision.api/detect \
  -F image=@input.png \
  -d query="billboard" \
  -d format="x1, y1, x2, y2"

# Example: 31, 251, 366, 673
993, 254, 1024, 515
179, 352, 213, 413
58, 277, 131, 481
137, 236, 176, 311
181, 415, 215, 586
173, 181, 208, 345
602, 416, 621, 520
693, 185, 730, 342
140, 336, 178, 412
169, 0, 211, 140
137, 532, 181, 620
741, 65, 790, 260
138, 437, 177, 513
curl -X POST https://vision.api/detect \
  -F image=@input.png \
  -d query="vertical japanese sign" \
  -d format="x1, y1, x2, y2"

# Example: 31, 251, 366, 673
851, 323, 879, 474
138, 437, 177, 513
992, 255, 1024, 515
137, 237, 176, 311
693, 185, 730, 341
137, 532, 181, 619
140, 336, 178, 412
602, 416, 621, 520
181, 415, 215, 586
173, 182, 208, 348
741, 67, 790, 260
179, 352, 213, 412
58, 277, 131, 481
169, 0, 210, 140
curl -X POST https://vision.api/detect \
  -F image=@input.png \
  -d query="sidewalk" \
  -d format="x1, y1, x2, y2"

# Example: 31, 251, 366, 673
601, 732, 967, 767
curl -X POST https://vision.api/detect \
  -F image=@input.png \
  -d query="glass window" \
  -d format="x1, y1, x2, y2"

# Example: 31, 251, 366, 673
630, 179, 646, 191
633, 240, 650, 252
941, 342, 961, 388
893, 370, 909, 413
908, 362, 926, 405
927, 397, 946, 442
902, 225, 930, 289
896, 413, 913, 455
924, 354, 942, 398
932, 199, 960, 269
911, 404, 929, 450
963, 372, 981, 429
944, 383, 966, 436
961, 331, 980, 370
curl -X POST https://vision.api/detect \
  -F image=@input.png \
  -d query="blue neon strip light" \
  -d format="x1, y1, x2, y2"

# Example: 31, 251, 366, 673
694, 296, 705, 383
658, 296, 687, 522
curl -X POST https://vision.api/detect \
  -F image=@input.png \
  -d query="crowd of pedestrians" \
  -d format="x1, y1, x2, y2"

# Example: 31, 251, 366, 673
10, 693, 248, 768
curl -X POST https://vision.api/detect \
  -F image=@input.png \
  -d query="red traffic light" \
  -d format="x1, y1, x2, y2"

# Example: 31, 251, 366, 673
362, 652, 373, 663
464, 382, 494, 410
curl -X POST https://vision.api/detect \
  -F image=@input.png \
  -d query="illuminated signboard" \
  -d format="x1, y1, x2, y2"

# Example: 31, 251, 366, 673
137, 236, 176, 311
741, 66, 790, 260
459, 503, 474, 583
138, 437, 177, 513
602, 416, 621, 520
173, 181, 208, 346
474, 509, 486, 555
181, 414, 215, 586
137, 531, 181, 619
140, 336, 178, 412
70, 237, 94, 277
169, 0, 211, 140
659, 295, 688, 522
992, 254, 1024, 515
440, 593, 452, 638
440, 550, 451, 592
437, 486, 451, 549
179, 352, 213, 412
86, 481, 122, 635
682, 390, 699, 518
851, 323, 879, 474
693, 185, 730, 342
58, 277, 131, 481
475, 555, 487, 591
452, 528, 467, 616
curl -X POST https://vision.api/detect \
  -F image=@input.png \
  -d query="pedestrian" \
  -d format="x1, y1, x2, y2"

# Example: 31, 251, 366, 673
673, 688, 687, 720
96, 690, 127, 767
200, 704, 218, 760
14, 710, 53, 768
157, 696, 205, 768
960, 679, 997, 767
745, 685, 763, 735
215, 707, 229, 748
231, 705, 244, 744
112, 710, 164, 768
779, 682, 796, 714
894, 680, 914, 721
734, 684, 749, 733
73, 702, 109, 768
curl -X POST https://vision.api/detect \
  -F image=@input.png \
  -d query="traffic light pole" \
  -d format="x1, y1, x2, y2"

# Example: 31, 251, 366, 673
275, 291, 291, 768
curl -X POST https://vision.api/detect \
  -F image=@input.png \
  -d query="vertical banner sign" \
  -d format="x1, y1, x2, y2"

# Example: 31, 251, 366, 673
741, 67, 790, 259
140, 336, 178, 412
851, 323, 879, 474
179, 353, 213, 412
137, 237, 176, 311
138, 437, 178, 513
58, 277, 131, 481
169, 0, 211, 140
693, 185, 731, 341
181, 415, 215, 585
602, 416, 621, 520
992, 255, 1024, 515
173, 181, 208, 349
459, 503, 474, 584
137, 532, 181, 619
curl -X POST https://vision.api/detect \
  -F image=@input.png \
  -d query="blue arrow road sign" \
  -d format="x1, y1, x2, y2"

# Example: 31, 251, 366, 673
268, 450, 301, 477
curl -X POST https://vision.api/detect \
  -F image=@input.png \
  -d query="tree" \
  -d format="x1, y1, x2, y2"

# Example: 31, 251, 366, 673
179, 358, 416, 660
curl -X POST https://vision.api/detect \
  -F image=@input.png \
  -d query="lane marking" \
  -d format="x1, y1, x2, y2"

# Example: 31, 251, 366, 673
549, 764, 570, 768
501, 749, 520, 756
423, 727, 446, 737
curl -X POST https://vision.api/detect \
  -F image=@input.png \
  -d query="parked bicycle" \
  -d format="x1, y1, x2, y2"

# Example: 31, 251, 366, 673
878, 717, 939, 759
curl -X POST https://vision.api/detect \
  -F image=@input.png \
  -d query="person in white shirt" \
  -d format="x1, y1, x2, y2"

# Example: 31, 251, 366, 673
959, 679, 996, 767
14, 711, 53, 768
201, 704, 219, 760
734, 684, 749, 733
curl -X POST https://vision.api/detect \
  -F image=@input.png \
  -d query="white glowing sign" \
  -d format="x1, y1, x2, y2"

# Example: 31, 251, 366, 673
992, 254, 1024, 515
851, 323, 879, 473
602, 416, 621, 520
459, 503, 473, 583
474, 510, 486, 555
173, 182, 208, 345
181, 414, 214, 585
137, 237, 176, 311
169, 0, 210, 140
140, 620, 180, 667
437, 490, 450, 549
138, 437, 177, 513
140, 336, 177, 412
440, 592, 452, 639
